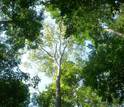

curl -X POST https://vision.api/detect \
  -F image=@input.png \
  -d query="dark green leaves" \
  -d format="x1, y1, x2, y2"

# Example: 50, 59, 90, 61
0, 79, 29, 107
84, 32, 124, 103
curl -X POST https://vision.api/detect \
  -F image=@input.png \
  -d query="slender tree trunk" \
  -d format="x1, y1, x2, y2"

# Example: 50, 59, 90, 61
55, 66, 61, 107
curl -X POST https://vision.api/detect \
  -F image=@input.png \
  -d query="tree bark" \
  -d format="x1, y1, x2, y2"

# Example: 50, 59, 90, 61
55, 66, 61, 107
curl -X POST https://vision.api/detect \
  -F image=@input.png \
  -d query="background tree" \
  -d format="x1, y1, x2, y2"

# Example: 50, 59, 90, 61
0, 38, 41, 106
44, 0, 124, 37
0, 0, 43, 49
84, 31, 124, 104
0, 78, 29, 107
0, 0, 43, 106
0, 41, 30, 106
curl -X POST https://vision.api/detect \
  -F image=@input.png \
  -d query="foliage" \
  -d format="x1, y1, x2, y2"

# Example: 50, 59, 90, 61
0, 78, 29, 107
38, 2, 124, 106
38, 61, 102, 107
110, 5, 124, 35
44, 0, 124, 36
0, 0, 43, 50
0, 40, 30, 106
0, 1, 42, 104
38, 85, 55, 107
0, 0, 43, 106
1, 0, 124, 107
84, 31, 124, 104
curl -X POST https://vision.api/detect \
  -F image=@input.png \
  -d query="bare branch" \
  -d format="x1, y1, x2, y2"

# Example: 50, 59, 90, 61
58, 21, 63, 55
40, 47, 53, 58
61, 44, 67, 57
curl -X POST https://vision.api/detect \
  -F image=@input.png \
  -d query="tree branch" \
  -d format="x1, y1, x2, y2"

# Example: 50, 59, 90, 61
58, 35, 62, 55
105, 28, 124, 37
40, 47, 53, 58
60, 42, 68, 64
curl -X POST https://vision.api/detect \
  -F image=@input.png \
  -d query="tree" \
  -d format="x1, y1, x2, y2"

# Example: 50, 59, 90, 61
0, 34, 31, 106
0, 1, 43, 106
43, 0, 124, 104
30, 21, 70, 107
38, 61, 103, 107
0, 0, 43, 50
44, 0, 124, 36
84, 31, 124, 104
0, 0, 49, 106
0, 35, 42, 106
0, 78, 29, 107
30, 19, 85, 107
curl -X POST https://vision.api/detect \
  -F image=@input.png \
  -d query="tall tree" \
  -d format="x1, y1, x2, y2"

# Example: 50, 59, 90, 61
30, 19, 84, 107
31, 21, 70, 107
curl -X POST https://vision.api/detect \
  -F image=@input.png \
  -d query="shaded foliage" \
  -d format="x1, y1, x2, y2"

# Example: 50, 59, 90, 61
0, 0, 43, 50
44, 0, 123, 36
0, 78, 29, 107
0, 41, 30, 106
0, 0, 44, 105
0, 0, 43, 106
38, 86, 55, 107
84, 32, 124, 104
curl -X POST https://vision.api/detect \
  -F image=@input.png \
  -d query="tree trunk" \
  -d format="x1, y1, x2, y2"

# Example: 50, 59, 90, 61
55, 66, 61, 107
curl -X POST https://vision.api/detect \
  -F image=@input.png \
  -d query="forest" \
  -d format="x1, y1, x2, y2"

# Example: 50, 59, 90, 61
0, 0, 124, 107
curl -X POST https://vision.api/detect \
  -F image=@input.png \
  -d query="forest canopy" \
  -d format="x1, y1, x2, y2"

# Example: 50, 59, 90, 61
0, 0, 124, 107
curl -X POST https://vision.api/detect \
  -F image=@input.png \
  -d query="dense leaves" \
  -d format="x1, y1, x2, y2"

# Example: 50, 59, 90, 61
0, 78, 29, 107
0, 39, 30, 106
0, 0, 43, 49
1, 0, 124, 107
44, 0, 123, 36
84, 32, 124, 103
0, 0, 43, 106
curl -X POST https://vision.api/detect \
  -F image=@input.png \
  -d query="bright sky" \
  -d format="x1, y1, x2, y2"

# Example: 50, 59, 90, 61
19, 7, 56, 93
19, 51, 52, 93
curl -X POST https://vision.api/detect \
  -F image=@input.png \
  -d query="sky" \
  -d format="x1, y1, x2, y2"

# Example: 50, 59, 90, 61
19, 51, 53, 107
19, 51, 52, 93
19, 5, 55, 93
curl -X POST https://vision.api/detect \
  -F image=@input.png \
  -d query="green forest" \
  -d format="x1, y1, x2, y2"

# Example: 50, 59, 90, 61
0, 0, 124, 107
